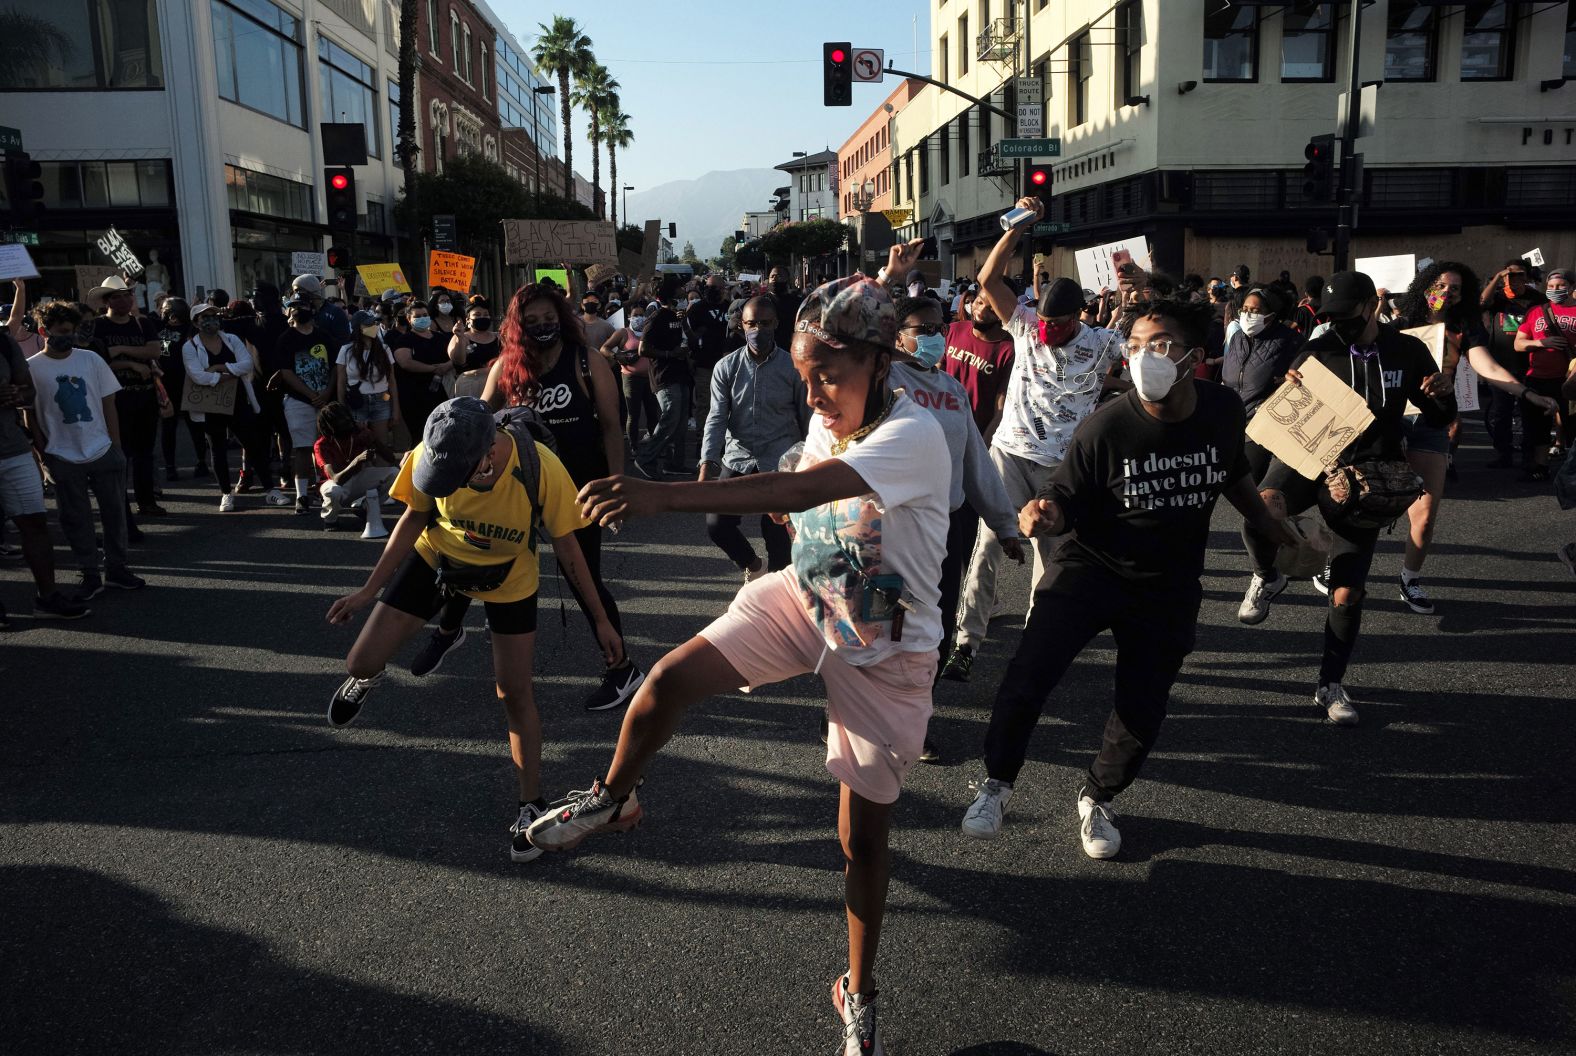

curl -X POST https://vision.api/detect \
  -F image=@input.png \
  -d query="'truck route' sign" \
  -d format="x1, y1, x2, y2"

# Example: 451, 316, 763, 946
501, 219, 618, 266
1246, 357, 1375, 481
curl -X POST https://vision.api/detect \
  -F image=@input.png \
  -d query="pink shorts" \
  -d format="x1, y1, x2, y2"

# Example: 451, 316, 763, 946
699, 570, 936, 805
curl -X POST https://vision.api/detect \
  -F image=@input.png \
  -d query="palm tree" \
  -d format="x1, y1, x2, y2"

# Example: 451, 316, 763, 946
531, 16, 593, 202
0, 11, 74, 87
396, 0, 422, 277
602, 109, 634, 231
571, 62, 619, 220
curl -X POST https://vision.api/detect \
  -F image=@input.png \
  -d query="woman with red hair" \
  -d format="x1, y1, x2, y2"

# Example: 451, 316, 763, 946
408, 282, 644, 713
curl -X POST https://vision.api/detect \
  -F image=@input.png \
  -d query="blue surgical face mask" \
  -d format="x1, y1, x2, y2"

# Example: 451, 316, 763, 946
411, 316, 433, 332
912, 332, 946, 369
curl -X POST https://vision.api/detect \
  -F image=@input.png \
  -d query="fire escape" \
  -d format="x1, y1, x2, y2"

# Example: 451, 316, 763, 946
976, 18, 1021, 181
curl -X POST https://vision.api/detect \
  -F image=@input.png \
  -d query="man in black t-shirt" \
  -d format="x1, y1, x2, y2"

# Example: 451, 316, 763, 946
960, 300, 1293, 860
87, 277, 165, 516
636, 298, 693, 477
684, 279, 730, 439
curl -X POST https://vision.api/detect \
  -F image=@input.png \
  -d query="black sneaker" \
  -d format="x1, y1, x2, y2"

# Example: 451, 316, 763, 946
582, 662, 645, 712
328, 671, 384, 727
410, 626, 467, 677
105, 569, 146, 591
76, 573, 105, 601
919, 735, 942, 765
294, 496, 310, 514
1311, 566, 1332, 596
940, 643, 975, 682
510, 802, 548, 862
34, 592, 90, 620
1399, 577, 1435, 615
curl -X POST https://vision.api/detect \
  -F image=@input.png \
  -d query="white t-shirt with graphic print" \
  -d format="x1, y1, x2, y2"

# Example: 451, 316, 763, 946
996, 306, 1121, 468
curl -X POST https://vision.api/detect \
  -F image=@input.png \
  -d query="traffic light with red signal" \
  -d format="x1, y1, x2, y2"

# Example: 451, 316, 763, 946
1301, 134, 1335, 202
324, 167, 356, 233
823, 42, 852, 107
326, 245, 353, 271
4, 151, 45, 226
1024, 163, 1052, 209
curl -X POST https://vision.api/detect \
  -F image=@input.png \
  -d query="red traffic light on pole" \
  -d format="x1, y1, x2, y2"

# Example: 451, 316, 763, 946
324, 166, 357, 234
326, 245, 353, 270
823, 41, 852, 107
1301, 134, 1335, 202
1024, 163, 1053, 208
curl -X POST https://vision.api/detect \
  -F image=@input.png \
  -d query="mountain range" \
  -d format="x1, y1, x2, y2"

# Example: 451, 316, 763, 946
621, 168, 784, 260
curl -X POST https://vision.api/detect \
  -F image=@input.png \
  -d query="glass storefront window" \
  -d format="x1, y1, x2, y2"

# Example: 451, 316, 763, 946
226, 165, 314, 223
40, 160, 172, 208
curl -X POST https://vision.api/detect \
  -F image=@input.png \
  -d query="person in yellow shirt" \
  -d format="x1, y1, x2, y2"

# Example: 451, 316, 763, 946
325, 397, 622, 862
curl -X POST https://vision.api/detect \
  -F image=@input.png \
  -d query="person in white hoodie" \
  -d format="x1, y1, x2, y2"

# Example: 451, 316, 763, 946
182, 304, 267, 512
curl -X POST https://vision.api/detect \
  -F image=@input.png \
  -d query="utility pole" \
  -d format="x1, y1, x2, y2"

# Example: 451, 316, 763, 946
1019, 0, 1032, 284
1334, 1, 1364, 271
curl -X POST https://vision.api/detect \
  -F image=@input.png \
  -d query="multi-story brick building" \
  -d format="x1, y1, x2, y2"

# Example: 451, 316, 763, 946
412, 0, 502, 173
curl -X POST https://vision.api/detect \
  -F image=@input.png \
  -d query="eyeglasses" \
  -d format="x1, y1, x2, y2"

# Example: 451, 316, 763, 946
1123, 339, 1182, 359
900, 322, 945, 336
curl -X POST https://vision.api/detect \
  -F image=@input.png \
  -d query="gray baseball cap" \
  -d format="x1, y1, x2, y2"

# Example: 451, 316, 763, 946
414, 397, 497, 498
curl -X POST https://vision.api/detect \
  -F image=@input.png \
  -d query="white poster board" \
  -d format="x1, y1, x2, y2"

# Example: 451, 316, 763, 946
1074, 238, 1153, 294
606, 308, 625, 331
1355, 254, 1416, 294
291, 251, 327, 277
0, 244, 40, 281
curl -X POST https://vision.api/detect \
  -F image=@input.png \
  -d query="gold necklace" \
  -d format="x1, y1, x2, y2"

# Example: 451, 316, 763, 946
829, 393, 897, 455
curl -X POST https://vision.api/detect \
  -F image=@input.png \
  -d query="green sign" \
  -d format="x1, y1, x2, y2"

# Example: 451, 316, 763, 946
0, 126, 22, 152
1033, 222, 1071, 236
999, 137, 1061, 158
1, 231, 40, 246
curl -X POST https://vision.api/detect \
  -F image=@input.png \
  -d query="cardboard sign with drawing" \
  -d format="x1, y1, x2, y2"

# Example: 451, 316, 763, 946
1246, 358, 1376, 480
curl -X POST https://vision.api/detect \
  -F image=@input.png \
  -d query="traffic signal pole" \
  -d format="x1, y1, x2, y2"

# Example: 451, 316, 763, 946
1334, 2, 1364, 271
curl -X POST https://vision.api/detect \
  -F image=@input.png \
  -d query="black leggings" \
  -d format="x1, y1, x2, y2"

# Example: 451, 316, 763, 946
705, 466, 791, 572
937, 501, 980, 648
437, 522, 625, 643
1243, 472, 1379, 687
203, 410, 270, 493
117, 387, 161, 506
160, 376, 210, 469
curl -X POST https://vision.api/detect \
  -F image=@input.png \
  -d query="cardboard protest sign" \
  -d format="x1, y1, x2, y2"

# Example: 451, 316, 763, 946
428, 251, 476, 292
534, 268, 570, 290
1073, 238, 1152, 294
75, 266, 112, 298
356, 263, 411, 295
1403, 323, 1479, 414
1523, 247, 1544, 268
291, 251, 327, 277
500, 219, 618, 266
618, 248, 643, 279
1246, 358, 1376, 480
585, 262, 617, 287
0, 244, 40, 281
638, 220, 661, 282
1355, 254, 1415, 294
180, 374, 239, 417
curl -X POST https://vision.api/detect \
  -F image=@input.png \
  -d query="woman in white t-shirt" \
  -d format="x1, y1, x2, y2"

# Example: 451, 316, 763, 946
335, 309, 401, 447
523, 275, 948, 1056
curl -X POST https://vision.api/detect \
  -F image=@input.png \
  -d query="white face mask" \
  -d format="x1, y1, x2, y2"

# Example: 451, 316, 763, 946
1130, 348, 1183, 402
1239, 312, 1268, 337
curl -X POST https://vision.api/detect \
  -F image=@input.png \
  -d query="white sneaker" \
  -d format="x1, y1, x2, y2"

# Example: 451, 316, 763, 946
218, 493, 236, 512
1316, 683, 1360, 726
360, 522, 389, 540
263, 488, 292, 507
960, 777, 1013, 839
1078, 795, 1121, 859
1238, 570, 1288, 625
832, 973, 885, 1056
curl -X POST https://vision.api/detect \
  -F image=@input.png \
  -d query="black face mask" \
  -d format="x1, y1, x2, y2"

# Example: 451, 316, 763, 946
525, 322, 560, 344
1331, 314, 1369, 345
470, 317, 493, 332
771, 281, 787, 295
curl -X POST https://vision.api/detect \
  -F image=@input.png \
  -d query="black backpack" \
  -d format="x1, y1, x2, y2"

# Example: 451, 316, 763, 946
494, 405, 557, 533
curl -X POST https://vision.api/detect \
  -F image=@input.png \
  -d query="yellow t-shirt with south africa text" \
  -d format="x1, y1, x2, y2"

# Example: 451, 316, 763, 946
390, 435, 589, 602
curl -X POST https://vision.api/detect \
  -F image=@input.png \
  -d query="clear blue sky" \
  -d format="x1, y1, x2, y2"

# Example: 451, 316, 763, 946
494, 1, 933, 192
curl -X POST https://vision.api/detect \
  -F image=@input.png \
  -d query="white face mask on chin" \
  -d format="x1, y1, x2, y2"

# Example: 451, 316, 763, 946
1130, 348, 1183, 401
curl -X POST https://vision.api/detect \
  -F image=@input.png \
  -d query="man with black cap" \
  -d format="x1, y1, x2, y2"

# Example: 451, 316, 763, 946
938, 196, 1124, 682
1237, 271, 1455, 726
324, 396, 623, 862
290, 274, 351, 350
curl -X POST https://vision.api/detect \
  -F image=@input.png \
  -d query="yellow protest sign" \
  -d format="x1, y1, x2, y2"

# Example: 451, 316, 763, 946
534, 268, 569, 290
428, 251, 475, 293
356, 263, 410, 295
1246, 357, 1376, 480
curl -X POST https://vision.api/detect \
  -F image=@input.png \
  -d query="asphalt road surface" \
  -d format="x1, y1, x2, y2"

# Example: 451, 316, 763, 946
4, 425, 1574, 1056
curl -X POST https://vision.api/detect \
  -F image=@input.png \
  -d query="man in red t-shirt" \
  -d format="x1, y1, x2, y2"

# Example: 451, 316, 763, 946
1514, 267, 1576, 478
312, 401, 400, 537
941, 295, 1016, 441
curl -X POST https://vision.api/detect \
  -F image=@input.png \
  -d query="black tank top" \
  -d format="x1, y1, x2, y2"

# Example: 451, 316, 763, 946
533, 344, 607, 485
461, 336, 499, 373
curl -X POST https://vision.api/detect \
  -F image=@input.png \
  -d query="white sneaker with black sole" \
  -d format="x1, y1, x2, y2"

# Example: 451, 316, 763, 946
582, 662, 644, 712
1316, 683, 1360, 726
1238, 570, 1289, 625
1398, 576, 1435, 614
510, 802, 547, 862
1078, 795, 1121, 859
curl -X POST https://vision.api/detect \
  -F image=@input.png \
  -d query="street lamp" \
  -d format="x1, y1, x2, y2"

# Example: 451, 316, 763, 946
532, 84, 556, 211
623, 184, 633, 225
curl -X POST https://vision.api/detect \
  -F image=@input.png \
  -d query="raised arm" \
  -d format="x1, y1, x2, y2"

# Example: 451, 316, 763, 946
979, 196, 1042, 326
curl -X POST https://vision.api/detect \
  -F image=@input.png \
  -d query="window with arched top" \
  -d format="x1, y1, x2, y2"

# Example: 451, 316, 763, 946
450, 10, 461, 70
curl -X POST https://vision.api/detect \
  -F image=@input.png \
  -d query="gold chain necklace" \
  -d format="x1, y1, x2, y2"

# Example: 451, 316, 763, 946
829, 393, 897, 456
